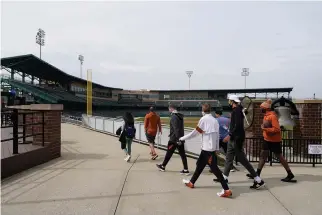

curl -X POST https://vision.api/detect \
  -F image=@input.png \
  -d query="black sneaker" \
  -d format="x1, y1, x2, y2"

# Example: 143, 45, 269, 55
180, 170, 190, 176
156, 164, 165, 172
250, 180, 265, 190
246, 173, 254, 179
213, 178, 229, 184
281, 173, 297, 183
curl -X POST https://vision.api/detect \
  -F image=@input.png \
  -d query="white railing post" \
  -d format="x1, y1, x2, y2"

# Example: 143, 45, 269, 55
112, 119, 115, 134
139, 122, 141, 141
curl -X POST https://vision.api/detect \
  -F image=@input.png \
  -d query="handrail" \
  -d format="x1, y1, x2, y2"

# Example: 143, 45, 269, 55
77, 114, 322, 167
1, 110, 46, 154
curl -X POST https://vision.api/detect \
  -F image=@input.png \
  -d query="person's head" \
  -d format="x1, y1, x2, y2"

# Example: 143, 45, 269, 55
123, 112, 134, 124
149, 106, 154, 112
168, 104, 177, 113
260, 99, 272, 113
227, 95, 241, 108
202, 103, 211, 116
215, 110, 223, 118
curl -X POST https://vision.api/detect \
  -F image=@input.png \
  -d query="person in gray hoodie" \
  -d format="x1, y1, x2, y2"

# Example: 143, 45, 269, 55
156, 104, 190, 175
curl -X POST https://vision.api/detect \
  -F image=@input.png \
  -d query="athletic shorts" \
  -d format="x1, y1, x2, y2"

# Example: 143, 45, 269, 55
146, 133, 156, 144
262, 140, 282, 154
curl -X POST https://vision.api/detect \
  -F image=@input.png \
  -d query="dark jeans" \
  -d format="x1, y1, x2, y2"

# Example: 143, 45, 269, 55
162, 141, 188, 170
191, 150, 229, 190
223, 138, 257, 177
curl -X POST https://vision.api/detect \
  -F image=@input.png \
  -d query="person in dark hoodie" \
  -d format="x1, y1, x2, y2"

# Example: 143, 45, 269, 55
116, 112, 136, 162
213, 95, 265, 189
156, 104, 189, 175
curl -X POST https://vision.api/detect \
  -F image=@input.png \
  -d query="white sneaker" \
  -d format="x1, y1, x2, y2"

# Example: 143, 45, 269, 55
126, 155, 131, 162
230, 169, 235, 172
182, 179, 190, 184
124, 154, 128, 161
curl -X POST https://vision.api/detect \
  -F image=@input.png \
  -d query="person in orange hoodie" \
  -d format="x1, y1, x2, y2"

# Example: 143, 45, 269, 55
144, 107, 162, 160
247, 99, 296, 182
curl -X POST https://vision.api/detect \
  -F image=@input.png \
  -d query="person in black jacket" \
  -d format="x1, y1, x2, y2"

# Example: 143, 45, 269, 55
156, 104, 189, 175
213, 95, 265, 189
116, 112, 136, 162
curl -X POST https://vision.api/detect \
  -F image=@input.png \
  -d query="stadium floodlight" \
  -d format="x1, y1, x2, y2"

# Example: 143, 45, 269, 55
186, 71, 193, 90
36, 28, 45, 59
78, 55, 84, 79
241, 68, 250, 90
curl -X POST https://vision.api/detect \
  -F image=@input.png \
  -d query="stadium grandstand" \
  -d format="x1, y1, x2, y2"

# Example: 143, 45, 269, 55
1, 54, 293, 116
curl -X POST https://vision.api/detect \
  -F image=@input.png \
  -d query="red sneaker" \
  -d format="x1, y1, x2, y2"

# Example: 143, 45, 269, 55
182, 179, 194, 188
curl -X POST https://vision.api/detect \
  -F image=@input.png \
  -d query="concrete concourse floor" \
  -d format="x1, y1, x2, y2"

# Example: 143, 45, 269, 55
1, 123, 322, 215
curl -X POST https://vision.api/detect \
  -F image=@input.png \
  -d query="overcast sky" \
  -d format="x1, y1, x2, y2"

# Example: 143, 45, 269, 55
1, 1, 322, 98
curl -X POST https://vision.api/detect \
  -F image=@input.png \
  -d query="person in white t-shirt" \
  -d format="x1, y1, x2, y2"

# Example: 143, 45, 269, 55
179, 103, 232, 198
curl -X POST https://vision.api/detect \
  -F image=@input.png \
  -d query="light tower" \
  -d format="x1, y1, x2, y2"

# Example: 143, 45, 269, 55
241, 68, 250, 89
36, 28, 45, 59
78, 55, 84, 79
186, 71, 193, 90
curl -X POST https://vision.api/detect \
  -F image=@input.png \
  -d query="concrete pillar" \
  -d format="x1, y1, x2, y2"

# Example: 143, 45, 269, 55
22, 73, 25, 83
31, 76, 34, 84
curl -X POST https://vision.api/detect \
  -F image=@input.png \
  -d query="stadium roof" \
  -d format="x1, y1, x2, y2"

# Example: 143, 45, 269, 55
151, 87, 293, 93
1, 54, 122, 90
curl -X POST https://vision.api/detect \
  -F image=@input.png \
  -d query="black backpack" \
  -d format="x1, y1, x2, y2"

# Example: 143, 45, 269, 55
125, 125, 135, 138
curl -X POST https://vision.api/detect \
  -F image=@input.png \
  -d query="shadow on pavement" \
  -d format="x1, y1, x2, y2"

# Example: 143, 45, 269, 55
61, 151, 108, 160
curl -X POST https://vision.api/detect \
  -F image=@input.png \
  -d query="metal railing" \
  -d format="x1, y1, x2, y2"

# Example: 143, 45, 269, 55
244, 137, 322, 167
1, 109, 45, 154
70, 114, 322, 167
78, 114, 202, 158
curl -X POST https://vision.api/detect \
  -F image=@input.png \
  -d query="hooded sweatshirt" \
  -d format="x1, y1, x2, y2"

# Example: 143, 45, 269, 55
169, 110, 184, 142
262, 110, 282, 142
144, 111, 162, 136
180, 113, 220, 151
229, 105, 245, 140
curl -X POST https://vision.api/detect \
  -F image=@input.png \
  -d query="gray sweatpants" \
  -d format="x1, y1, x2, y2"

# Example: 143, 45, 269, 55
223, 139, 257, 177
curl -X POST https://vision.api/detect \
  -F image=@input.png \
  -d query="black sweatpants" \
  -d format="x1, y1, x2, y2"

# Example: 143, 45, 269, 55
191, 150, 229, 190
223, 138, 257, 177
162, 141, 188, 170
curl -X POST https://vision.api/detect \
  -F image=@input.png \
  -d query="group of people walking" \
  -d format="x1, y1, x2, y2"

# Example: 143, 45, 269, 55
117, 95, 296, 198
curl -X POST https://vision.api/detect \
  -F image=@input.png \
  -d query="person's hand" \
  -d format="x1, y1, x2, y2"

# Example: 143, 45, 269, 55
223, 135, 230, 143
261, 124, 265, 130
179, 137, 184, 141
177, 139, 184, 145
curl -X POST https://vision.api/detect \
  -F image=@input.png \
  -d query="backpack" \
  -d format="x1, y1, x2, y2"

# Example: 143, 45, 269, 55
125, 125, 135, 138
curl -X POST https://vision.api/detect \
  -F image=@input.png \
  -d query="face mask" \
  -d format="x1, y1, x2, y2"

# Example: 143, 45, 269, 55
261, 109, 266, 113
202, 111, 205, 116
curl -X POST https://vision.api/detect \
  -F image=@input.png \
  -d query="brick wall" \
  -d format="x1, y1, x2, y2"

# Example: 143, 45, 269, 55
2, 104, 63, 179
247, 100, 322, 157
17, 110, 33, 136
293, 102, 322, 155
32, 111, 62, 159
